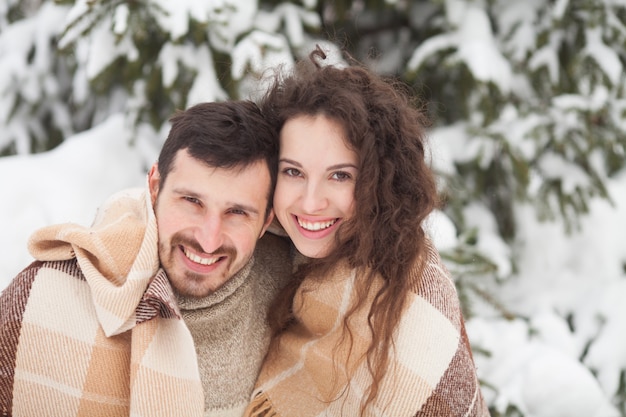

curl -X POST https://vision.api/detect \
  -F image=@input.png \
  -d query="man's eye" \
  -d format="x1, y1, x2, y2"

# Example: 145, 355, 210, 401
184, 196, 201, 205
229, 209, 247, 216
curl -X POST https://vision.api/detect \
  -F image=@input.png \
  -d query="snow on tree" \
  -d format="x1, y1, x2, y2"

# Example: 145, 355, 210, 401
0, 0, 73, 155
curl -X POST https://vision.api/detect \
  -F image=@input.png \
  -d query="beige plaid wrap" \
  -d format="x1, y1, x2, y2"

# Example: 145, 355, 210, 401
245, 243, 490, 417
0, 188, 204, 416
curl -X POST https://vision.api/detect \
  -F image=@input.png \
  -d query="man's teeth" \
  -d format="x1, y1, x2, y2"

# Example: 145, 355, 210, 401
184, 248, 219, 265
297, 218, 337, 231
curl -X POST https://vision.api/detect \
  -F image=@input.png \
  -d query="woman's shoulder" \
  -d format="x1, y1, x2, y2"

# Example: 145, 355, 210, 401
406, 238, 463, 325
408, 238, 453, 285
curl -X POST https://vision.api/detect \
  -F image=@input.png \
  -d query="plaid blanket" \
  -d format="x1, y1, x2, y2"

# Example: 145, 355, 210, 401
0, 188, 204, 416
245, 242, 490, 417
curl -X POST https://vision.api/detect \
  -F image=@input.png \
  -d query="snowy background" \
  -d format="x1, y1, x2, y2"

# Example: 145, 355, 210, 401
1, 0, 626, 416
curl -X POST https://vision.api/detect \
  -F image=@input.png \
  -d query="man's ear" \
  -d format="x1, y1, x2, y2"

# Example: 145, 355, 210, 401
259, 209, 274, 238
147, 163, 160, 205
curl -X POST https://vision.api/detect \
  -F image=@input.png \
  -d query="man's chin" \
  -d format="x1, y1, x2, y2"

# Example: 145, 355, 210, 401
163, 254, 235, 298
178, 289, 214, 299
172, 282, 216, 299
174, 269, 233, 298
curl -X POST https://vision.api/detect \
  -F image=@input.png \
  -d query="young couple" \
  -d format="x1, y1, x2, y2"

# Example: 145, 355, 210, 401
0, 47, 489, 416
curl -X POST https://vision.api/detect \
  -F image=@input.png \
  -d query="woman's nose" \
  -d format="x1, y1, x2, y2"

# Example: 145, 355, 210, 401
300, 182, 329, 213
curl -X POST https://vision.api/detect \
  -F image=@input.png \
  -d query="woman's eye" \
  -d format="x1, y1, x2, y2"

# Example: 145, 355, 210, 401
283, 167, 302, 177
331, 171, 352, 181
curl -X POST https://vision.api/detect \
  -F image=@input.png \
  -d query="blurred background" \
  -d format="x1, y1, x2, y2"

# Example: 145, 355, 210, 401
1, 1, 625, 416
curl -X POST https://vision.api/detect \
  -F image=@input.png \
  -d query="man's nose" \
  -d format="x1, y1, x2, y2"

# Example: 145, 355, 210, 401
195, 215, 224, 253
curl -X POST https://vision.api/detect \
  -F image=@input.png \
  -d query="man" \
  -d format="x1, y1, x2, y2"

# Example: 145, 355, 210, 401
0, 101, 292, 417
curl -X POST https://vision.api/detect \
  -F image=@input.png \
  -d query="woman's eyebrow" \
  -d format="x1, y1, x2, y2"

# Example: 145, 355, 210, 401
279, 158, 302, 167
280, 159, 357, 171
327, 163, 358, 170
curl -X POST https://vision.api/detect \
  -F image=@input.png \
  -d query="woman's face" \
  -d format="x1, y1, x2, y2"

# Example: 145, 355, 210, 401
274, 114, 359, 258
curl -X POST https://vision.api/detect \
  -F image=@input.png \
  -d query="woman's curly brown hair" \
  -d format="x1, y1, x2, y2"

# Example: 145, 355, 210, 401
260, 46, 440, 413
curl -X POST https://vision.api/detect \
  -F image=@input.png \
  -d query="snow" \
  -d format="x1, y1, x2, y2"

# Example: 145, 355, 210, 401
476, 177, 626, 416
409, 1, 512, 92
113, 3, 129, 35
186, 45, 227, 106
537, 152, 591, 193
529, 44, 560, 84
0, 114, 147, 280
585, 27, 623, 86
462, 203, 512, 277
470, 316, 619, 417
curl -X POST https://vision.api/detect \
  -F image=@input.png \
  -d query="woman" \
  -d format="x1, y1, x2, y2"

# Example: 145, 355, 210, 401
246, 47, 489, 417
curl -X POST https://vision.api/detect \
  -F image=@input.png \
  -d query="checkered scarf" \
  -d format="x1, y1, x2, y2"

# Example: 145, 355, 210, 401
245, 243, 490, 417
0, 188, 204, 416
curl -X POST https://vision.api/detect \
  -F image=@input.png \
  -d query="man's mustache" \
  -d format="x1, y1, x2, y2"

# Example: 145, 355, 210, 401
171, 234, 237, 259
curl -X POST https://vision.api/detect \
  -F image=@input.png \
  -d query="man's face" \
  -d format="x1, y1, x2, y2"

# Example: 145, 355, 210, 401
149, 149, 273, 298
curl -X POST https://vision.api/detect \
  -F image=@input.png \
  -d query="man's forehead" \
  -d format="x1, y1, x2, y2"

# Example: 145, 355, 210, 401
173, 150, 269, 175
168, 158, 270, 207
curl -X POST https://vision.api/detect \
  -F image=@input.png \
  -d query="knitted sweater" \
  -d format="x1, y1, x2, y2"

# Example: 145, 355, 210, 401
245, 242, 490, 417
0, 187, 292, 417
178, 232, 292, 417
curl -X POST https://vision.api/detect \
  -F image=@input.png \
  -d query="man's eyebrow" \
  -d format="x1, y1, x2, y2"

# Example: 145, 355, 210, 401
173, 188, 262, 216
231, 203, 260, 216
172, 187, 199, 197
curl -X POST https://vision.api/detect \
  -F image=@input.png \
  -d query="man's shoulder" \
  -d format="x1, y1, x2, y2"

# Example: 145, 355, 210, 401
251, 232, 293, 289
256, 232, 292, 256
3, 258, 83, 297
1, 258, 83, 335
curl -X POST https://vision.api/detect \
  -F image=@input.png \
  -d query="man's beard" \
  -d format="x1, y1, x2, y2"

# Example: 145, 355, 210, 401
160, 232, 237, 297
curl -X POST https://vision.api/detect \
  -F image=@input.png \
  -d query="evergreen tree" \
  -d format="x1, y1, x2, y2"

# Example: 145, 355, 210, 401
0, 0, 73, 155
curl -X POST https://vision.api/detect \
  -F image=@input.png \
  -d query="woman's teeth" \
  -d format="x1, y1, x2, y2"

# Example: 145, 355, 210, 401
297, 218, 337, 231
